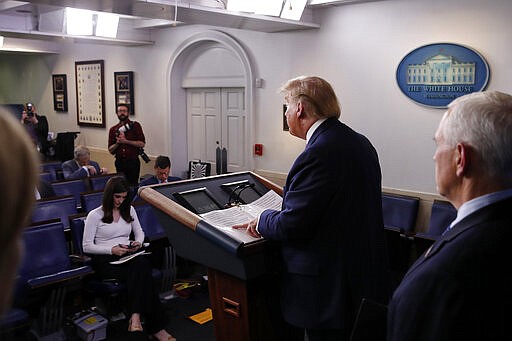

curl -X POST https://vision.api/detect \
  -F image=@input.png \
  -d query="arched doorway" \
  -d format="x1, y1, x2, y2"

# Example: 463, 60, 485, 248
167, 30, 255, 178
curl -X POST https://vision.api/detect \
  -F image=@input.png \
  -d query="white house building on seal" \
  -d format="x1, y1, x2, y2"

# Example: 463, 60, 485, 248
407, 54, 475, 85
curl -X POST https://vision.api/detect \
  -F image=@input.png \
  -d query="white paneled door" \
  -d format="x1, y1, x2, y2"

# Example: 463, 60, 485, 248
187, 88, 246, 174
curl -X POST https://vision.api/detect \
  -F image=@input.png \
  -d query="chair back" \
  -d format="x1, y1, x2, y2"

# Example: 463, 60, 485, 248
427, 200, 457, 236
19, 221, 71, 282
382, 193, 419, 233
40, 161, 63, 181
81, 190, 104, 214
39, 172, 53, 183
31, 195, 78, 230
51, 178, 90, 209
132, 201, 166, 241
90, 173, 117, 191
69, 214, 87, 256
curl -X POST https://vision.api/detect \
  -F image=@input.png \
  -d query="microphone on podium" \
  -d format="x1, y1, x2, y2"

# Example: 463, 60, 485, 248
225, 183, 255, 208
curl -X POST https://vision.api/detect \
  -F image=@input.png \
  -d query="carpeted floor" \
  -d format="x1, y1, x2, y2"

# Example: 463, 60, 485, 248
4, 262, 215, 341
103, 290, 214, 341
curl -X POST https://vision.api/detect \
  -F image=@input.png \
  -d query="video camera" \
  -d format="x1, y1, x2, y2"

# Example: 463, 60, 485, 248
116, 122, 151, 163
26, 102, 34, 117
117, 122, 134, 135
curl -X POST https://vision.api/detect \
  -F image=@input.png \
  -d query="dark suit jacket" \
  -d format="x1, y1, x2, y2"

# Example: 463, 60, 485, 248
62, 159, 101, 179
23, 114, 49, 157
387, 197, 512, 341
139, 175, 182, 187
258, 118, 390, 330
34, 114, 49, 155
133, 175, 182, 202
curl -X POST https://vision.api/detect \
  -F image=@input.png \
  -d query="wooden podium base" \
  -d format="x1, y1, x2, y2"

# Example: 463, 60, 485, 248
208, 268, 278, 341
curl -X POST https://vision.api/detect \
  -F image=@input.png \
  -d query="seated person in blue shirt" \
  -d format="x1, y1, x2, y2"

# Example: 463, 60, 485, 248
62, 145, 108, 180
139, 155, 181, 186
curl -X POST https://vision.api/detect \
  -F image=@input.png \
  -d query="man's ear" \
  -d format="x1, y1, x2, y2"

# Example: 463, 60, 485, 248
296, 101, 305, 118
455, 143, 468, 177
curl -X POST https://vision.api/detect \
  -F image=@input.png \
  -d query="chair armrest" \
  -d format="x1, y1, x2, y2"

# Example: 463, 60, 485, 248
69, 254, 92, 264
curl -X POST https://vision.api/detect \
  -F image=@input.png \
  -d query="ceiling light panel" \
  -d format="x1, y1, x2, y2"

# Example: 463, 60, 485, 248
254, 0, 284, 16
281, 0, 307, 20
96, 12, 119, 38
226, 0, 254, 12
66, 8, 93, 35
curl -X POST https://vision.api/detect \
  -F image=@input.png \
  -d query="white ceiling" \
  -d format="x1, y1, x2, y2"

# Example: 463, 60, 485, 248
0, 0, 387, 51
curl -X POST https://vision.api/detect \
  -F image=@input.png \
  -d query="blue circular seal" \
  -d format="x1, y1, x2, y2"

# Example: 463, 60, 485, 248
396, 43, 489, 108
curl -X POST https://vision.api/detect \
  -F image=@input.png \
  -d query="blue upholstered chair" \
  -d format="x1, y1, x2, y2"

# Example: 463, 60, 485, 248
133, 201, 175, 298
381, 193, 420, 288
31, 195, 78, 230
90, 173, 117, 191
381, 193, 419, 234
0, 308, 30, 339
80, 190, 104, 214
426, 200, 457, 237
39, 171, 53, 184
132, 201, 167, 241
40, 161, 63, 181
14, 220, 93, 339
51, 178, 90, 209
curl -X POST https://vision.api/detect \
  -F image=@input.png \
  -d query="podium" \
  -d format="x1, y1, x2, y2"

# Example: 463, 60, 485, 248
138, 172, 283, 341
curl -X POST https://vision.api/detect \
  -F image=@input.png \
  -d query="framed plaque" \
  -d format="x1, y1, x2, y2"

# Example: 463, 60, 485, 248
114, 71, 134, 115
75, 60, 105, 127
52, 74, 68, 112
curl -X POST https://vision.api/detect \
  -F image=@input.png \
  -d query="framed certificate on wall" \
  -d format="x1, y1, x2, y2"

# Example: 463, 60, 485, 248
75, 60, 105, 127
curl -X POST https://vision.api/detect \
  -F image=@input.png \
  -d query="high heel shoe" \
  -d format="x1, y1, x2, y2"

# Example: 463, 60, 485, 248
128, 318, 143, 332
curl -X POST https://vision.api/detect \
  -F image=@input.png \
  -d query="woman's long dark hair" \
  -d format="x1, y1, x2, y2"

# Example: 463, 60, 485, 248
101, 176, 134, 224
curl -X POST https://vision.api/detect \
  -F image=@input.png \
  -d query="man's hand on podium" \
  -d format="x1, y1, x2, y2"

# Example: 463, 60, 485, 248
233, 218, 261, 238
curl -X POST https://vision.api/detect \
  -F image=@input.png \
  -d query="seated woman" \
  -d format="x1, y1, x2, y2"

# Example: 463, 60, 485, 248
83, 176, 175, 341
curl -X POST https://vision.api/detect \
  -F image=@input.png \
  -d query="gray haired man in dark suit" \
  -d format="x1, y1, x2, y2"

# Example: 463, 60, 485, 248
388, 91, 512, 341
62, 145, 107, 179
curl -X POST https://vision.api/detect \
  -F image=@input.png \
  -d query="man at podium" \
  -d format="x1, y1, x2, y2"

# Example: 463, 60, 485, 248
235, 76, 390, 341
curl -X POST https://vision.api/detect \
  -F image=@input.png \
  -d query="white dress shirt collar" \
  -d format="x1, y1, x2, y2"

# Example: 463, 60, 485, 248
306, 118, 327, 144
450, 188, 512, 228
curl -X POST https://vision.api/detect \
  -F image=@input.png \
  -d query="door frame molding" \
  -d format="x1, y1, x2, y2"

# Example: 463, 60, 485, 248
167, 30, 255, 178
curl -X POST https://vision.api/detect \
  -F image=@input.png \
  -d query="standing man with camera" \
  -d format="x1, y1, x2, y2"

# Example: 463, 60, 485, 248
108, 104, 146, 187
20, 102, 49, 160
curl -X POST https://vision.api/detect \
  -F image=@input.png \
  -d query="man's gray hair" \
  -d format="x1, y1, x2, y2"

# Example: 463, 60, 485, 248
74, 145, 90, 159
442, 90, 512, 178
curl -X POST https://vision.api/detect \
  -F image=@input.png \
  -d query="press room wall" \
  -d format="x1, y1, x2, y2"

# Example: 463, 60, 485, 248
1, 0, 511, 194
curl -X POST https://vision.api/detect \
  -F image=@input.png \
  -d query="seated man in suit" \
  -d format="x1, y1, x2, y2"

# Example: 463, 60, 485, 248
139, 155, 181, 186
62, 145, 108, 180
